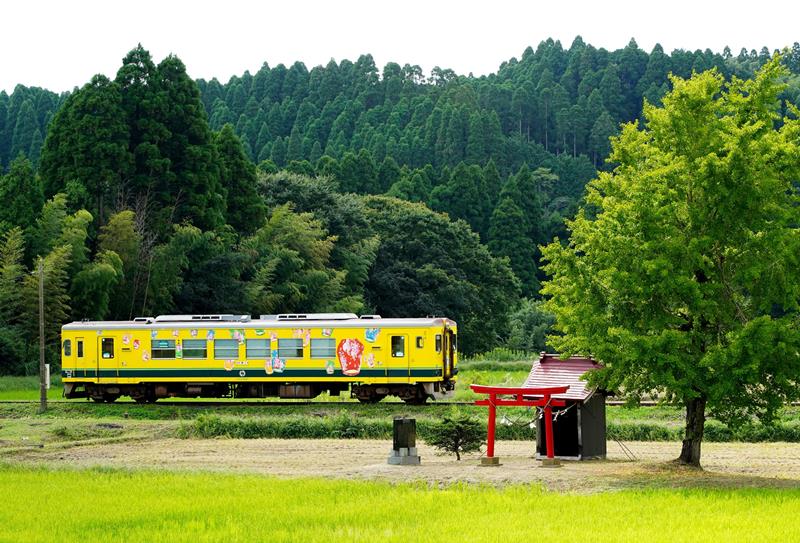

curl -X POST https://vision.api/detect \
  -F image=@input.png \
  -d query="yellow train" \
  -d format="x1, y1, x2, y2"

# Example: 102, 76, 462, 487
61, 313, 457, 404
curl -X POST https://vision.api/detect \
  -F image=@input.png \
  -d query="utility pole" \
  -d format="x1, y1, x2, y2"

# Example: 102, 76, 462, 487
38, 259, 47, 414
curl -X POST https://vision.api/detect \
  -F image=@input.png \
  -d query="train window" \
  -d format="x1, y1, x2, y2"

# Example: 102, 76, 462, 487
278, 338, 304, 358
311, 338, 335, 358
183, 339, 207, 359
246, 339, 269, 359
435, 335, 442, 353
77, 341, 83, 358
416, 336, 424, 349
63, 340, 72, 356
152, 340, 176, 359
101, 338, 114, 359
214, 339, 239, 359
391, 336, 405, 357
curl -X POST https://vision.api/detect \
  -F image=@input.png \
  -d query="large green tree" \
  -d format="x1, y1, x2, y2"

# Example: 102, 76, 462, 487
363, 196, 519, 355
38, 74, 131, 224
0, 154, 43, 231
113, 46, 225, 233
242, 204, 361, 314
488, 197, 538, 295
156, 55, 226, 231
98, 210, 142, 319
0, 228, 26, 374
429, 162, 491, 240
257, 171, 378, 297
70, 250, 123, 320
542, 58, 800, 466
115, 46, 171, 212
21, 245, 72, 372
215, 123, 266, 234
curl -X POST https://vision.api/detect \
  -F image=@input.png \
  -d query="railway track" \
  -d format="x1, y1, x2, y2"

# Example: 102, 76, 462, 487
0, 399, 477, 407
0, 399, 660, 407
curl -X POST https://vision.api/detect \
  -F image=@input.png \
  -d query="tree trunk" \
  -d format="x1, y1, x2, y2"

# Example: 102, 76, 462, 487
678, 396, 706, 466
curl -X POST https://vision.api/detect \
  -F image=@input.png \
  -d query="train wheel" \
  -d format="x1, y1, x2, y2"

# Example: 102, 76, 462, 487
400, 384, 429, 405
132, 385, 156, 404
357, 394, 386, 404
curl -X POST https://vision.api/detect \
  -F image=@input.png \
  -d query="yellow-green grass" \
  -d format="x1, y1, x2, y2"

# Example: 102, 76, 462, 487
0, 375, 62, 400
0, 369, 524, 402
0, 466, 798, 542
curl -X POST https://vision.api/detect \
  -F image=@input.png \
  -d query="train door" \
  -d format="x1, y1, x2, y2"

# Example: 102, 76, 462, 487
436, 332, 447, 379
97, 336, 117, 383
74, 337, 84, 377
389, 334, 409, 381
446, 329, 456, 378
441, 329, 455, 379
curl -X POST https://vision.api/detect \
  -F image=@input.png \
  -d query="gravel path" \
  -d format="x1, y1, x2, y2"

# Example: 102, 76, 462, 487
12, 438, 800, 491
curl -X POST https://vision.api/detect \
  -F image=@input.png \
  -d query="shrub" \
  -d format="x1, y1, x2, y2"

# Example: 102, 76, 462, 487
175, 413, 800, 444
423, 412, 485, 460
178, 414, 394, 440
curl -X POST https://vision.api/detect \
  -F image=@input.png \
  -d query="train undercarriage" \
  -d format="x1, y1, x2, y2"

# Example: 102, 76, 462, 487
64, 380, 455, 405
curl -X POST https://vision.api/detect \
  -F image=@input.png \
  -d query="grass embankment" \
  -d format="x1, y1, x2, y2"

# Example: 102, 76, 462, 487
0, 375, 62, 401
0, 466, 798, 542
3, 397, 800, 444
6, 402, 797, 444
3, 362, 800, 443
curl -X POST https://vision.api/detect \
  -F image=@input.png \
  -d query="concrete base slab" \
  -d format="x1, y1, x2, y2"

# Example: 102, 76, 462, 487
388, 447, 421, 465
480, 457, 501, 467
540, 458, 563, 468
387, 455, 421, 465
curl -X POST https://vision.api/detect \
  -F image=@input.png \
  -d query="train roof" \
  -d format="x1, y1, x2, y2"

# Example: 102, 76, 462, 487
62, 313, 457, 331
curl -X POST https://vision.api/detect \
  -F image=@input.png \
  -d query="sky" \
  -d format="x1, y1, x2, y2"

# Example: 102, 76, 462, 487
2, 0, 798, 94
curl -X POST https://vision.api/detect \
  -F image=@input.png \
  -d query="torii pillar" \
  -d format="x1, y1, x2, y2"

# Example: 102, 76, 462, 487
470, 384, 569, 467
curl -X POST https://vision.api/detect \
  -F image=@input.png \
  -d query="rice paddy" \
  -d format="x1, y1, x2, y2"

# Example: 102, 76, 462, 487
0, 466, 798, 542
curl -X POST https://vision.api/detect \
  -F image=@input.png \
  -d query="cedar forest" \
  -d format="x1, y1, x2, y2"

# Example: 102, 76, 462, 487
1, 38, 799, 374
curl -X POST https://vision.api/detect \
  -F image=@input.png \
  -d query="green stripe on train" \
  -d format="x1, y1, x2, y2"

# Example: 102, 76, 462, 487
62, 368, 444, 379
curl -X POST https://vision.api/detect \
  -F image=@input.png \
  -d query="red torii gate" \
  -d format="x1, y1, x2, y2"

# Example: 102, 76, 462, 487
470, 384, 569, 466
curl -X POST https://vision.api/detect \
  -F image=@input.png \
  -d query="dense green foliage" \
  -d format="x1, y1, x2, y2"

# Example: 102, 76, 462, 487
1, 40, 799, 375
361, 196, 518, 356
195, 39, 800, 171
542, 58, 800, 466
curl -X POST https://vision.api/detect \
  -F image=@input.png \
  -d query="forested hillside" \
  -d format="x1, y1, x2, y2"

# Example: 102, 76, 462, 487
0, 38, 799, 373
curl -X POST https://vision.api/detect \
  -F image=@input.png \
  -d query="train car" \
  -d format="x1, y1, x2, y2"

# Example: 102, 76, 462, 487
60, 313, 457, 404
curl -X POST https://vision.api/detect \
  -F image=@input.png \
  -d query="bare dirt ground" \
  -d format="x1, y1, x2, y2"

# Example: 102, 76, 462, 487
9, 438, 800, 491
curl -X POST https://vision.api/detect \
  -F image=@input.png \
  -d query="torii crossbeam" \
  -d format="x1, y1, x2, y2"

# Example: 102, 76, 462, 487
470, 384, 569, 466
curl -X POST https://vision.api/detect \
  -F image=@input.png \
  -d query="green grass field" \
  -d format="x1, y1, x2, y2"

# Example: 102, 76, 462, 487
0, 363, 525, 402
0, 466, 798, 542
0, 375, 63, 400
